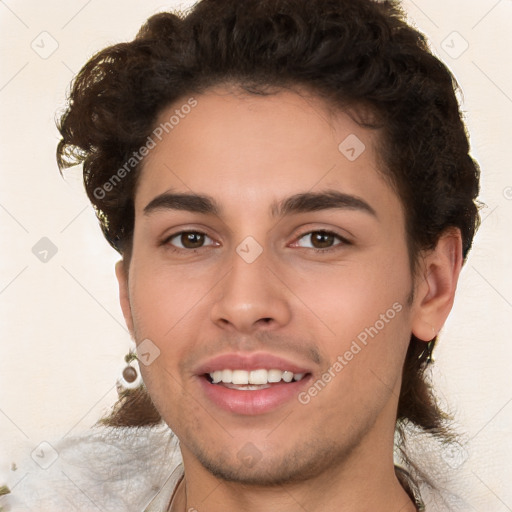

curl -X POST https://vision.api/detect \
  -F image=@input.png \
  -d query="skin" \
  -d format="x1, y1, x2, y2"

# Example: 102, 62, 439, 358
116, 86, 462, 512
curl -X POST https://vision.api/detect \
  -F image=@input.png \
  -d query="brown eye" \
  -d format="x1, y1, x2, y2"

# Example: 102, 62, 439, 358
181, 232, 205, 248
295, 230, 345, 249
310, 231, 335, 248
167, 231, 214, 249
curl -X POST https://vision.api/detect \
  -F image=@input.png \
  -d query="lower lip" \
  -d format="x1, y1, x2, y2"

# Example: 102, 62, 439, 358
198, 376, 311, 415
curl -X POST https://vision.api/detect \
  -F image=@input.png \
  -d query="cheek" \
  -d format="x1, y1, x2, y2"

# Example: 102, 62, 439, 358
295, 271, 412, 424
286, 251, 413, 395
290, 252, 411, 335
128, 259, 214, 339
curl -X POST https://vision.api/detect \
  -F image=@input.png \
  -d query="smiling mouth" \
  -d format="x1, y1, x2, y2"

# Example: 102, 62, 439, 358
204, 368, 309, 390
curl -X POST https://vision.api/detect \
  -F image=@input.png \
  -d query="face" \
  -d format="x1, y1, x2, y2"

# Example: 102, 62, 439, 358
118, 86, 422, 485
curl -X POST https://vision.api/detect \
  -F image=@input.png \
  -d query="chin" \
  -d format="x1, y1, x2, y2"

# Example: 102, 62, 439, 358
189, 437, 353, 487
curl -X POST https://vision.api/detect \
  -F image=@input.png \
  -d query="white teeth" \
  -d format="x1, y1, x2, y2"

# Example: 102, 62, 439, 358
267, 369, 282, 383
249, 369, 268, 385
222, 369, 232, 382
223, 383, 271, 391
232, 370, 249, 385
282, 371, 293, 383
208, 368, 306, 385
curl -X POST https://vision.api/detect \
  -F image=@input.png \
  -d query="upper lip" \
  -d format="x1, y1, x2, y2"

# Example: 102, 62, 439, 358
194, 352, 313, 375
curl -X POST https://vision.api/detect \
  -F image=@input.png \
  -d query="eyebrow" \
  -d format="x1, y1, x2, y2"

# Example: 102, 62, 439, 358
273, 190, 377, 218
143, 190, 376, 218
144, 192, 220, 216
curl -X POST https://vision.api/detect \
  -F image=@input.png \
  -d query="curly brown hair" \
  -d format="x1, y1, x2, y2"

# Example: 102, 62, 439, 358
57, 0, 480, 498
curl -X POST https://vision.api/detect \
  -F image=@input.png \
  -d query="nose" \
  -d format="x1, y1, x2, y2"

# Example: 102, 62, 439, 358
210, 248, 292, 334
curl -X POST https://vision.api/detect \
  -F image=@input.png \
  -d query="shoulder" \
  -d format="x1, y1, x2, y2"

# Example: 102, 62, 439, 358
1, 424, 181, 512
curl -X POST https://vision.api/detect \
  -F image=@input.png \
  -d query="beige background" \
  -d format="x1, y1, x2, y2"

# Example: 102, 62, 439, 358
0, 0, 511, 509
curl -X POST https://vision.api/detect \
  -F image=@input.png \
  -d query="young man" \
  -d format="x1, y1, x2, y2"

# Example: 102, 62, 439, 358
5, 0, 480, 510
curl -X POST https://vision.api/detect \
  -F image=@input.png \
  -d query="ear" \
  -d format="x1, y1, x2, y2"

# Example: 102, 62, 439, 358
115, 260, 134, 336
411, 229, 463, 341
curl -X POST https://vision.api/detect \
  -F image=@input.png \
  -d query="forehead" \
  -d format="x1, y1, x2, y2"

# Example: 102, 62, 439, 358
135, 86, 402, 223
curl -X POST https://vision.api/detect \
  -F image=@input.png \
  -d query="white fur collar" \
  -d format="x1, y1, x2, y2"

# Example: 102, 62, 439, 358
2, 424, 181, 511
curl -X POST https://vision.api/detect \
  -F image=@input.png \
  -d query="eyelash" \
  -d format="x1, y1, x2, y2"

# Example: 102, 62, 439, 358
292, 230, 351, 253
161, 231, 217, 252
161, 229, 350, 253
